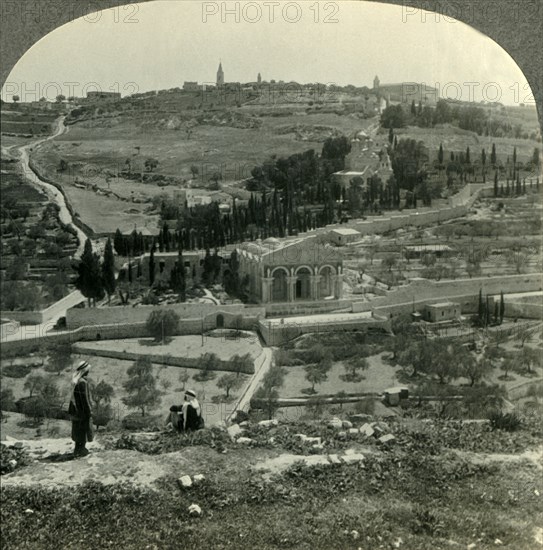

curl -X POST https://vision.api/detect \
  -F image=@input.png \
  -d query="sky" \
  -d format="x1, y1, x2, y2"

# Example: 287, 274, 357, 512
1, 0, 535, 106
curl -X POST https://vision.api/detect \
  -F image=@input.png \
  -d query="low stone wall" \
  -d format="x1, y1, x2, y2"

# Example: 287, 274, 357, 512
72, 343, 255, 374
0, 291, 83, 327
1, 310, 264, 358
505, 301, 543, 320
0, 310, 43, 325
259, 316, 390, 346
264, 299, 353, 318
352, 274, 542, 315
0, 319, 20, 340
66, 302, 266, 329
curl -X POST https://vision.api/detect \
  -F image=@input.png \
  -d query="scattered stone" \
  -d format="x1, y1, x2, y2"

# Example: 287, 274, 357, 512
393, 537, 403, 548
193, 474, 205, 484
360, 423, 375, 437
344, 449, 356, 456
348, 428, 359, 436
24, 509, 34, 515
342, 420, 353, 429
8, 459, 17, 468
295, 434, 322, 445
328, 454, 341, 464
236, 437, 253, 445
13, 442, 23, 449
372, 424, 386, 437
378, 434, 395, 445
467, 544, 476, 550
328, 417, 343, 429
179, 475, 193, 488
351, 530, 360, 540
302, 455, 330, 467
239, 421, 249, 427
258, 419, 278, 427
312, 443, 325, 451
342, 453, 365, 464
268, 437, 276, 444
337, 431, 347, 439
227, 424, 243, 440
188, 504, 202, 517
494, 540, 503, 546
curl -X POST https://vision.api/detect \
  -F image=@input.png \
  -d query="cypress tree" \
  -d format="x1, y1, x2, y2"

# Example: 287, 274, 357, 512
490, 143, 496, 167
149, 241, 156, 286
499, 291, 505, 324
102, 237, 116, 303
75, 238, 104, 307
113, 228, 124, 256
493, 171, 498, 197
478, 289, 484, 324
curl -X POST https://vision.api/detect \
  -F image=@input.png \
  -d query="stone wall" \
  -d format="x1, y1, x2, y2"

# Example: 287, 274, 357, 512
259, 316, 390, 346
0, 310, 43, 325
352, 274, 542, 315
72, 343, 255, 374
66, 303, 266, 329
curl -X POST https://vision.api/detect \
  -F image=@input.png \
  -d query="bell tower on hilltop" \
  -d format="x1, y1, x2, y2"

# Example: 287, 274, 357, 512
216, 61, 224, 86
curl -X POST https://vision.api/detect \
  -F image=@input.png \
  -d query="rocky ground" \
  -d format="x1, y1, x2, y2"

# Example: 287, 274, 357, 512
1, 416, 542, 549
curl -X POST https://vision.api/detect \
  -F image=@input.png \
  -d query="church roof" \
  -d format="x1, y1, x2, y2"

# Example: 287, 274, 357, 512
238, 236, 342, 266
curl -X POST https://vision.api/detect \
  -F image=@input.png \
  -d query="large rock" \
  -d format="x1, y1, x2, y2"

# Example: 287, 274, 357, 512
360, 423, 375, 437
342, 420, 353, 429
328, 417, 343, 429
328, 454, 341, 464
302, 455, 330, 467
348, 428, 359, 436
188, 504, 202, 517
378, 434, 395, 445
193, 474, 205, 484
342, 453, 365, 464
236, 437, 253, 445
227, 424, 243, 440
179, 475, 193, 488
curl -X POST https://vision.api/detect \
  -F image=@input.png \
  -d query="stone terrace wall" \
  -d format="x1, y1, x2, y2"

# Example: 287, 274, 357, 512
352, 274, 542, 314
71, 343, 255, 374
66, 303, 266, 329
259, 316, 390, 346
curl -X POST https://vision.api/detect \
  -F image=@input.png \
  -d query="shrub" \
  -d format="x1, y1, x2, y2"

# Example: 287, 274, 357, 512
121, 414, 161, 431
488, 411, 521, 432
146, 309, 180, 342
2, 364, 31, 378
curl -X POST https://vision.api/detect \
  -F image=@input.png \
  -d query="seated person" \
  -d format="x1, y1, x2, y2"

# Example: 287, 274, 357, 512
168, 389, 204, 432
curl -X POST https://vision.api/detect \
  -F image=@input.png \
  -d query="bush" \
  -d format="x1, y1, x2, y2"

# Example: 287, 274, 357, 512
121, 414, 161, 431
146, 309, 180, 342
488, 411, 522, 432
2, 364, 31, 378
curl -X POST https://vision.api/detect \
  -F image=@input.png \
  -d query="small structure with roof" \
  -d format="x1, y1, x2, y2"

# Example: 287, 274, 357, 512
423, 301, 460, 323
329, 227, 361, 246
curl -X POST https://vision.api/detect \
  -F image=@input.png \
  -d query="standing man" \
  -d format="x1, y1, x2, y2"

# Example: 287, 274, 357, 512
69, 360, 93, 457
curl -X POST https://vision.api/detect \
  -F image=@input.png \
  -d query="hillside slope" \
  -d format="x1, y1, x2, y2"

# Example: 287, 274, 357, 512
1, 416, 542, 550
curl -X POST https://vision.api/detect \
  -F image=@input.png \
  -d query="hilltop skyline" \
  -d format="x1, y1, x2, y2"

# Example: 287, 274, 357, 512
2, 1, 534, 106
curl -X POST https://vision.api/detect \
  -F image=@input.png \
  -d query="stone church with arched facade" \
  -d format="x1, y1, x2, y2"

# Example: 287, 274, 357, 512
236, 236, 343, 304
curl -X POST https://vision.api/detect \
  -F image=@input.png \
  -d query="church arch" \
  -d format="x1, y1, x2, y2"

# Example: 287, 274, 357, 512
318, 265, 335, 299
271, 267, 288, 302
295, 266, 312, 300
